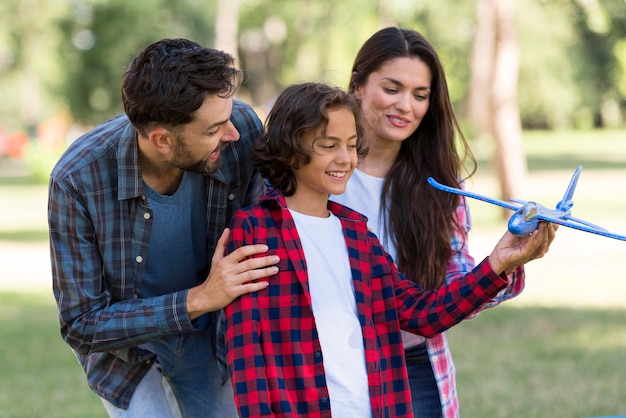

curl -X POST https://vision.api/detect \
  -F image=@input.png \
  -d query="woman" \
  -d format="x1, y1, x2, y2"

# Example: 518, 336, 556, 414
330, 27, 525, 418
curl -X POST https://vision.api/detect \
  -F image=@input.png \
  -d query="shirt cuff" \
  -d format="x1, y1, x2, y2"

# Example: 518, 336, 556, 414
474, 257, 509, 296
154, 290, 196, 333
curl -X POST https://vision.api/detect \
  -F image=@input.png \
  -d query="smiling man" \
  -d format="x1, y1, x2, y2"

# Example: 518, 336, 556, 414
48, 38, 278, 418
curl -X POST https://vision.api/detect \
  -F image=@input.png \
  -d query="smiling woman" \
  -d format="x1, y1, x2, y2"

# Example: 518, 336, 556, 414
329, 26, 533, 418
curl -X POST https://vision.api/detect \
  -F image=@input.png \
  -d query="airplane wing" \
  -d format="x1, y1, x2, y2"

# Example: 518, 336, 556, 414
535, 213, 626, 241
427, 177, 521, 212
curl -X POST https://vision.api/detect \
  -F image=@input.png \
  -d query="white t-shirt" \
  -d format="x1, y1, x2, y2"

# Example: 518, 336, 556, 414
289, 209, 372, 418
330, 168, 426, 348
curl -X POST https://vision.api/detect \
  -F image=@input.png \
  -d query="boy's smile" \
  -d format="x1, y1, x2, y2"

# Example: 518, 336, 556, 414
285, 107, 359, 217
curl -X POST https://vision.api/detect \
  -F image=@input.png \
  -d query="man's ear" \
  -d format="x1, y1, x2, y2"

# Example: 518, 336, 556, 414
147, 127, 172, 155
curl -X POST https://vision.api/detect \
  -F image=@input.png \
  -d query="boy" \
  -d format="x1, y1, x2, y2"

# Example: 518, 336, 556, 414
224, 82, 554, 417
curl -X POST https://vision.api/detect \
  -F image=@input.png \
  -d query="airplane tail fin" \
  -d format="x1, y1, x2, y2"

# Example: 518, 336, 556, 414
556, 165, 582, 212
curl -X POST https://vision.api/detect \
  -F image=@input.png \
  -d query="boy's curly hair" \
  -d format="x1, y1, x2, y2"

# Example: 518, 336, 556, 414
253, 82, 367, 196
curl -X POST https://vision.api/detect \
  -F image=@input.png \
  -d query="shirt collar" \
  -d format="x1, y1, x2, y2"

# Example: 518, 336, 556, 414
116, 120, 144, 201
262, 188, 368, 223
115, 118, 228, 201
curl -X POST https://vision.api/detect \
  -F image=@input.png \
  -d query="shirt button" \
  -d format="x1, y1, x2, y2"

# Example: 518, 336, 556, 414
320, 397, 329, 404
143, 212, 151, 220
432, 355, 438, 361
228, 193, 235, 201
136, 256, 143, 263
314, 351, 322, 358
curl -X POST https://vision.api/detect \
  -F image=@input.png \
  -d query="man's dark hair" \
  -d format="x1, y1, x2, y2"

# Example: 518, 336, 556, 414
121, 38, 243, 137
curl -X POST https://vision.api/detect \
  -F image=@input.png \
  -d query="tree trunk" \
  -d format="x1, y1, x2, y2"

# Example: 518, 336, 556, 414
214, 0, 240, 64
469, 0, 527, 218
491, 0, 527, 205
467, 0, 495, 137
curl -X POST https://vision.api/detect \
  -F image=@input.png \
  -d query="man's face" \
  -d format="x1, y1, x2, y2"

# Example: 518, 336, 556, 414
170, 95, 240, 175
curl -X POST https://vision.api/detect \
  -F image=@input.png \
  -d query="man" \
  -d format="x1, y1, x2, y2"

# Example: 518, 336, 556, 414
48, 38, 277, 417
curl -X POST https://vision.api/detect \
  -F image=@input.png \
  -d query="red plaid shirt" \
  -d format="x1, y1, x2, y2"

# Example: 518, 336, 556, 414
224, 190, 507, 418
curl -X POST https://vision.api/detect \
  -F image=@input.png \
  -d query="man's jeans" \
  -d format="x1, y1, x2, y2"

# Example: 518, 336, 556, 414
101, 362, 182, 418
102, 318, 238, 418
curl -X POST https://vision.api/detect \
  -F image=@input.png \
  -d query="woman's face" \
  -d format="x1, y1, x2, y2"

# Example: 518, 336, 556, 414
354, 56, 432, 146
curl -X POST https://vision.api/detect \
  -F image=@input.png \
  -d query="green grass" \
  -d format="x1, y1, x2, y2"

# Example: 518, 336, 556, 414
447, 306, 626, 418
0, 293, 106, 418
472, 128, 626, 171
0, 178, 49, 244
2, 130, 626, 417
1, 293, 624, 418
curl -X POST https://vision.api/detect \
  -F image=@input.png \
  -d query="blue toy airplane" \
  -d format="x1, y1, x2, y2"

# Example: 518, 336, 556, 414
427, 165, 626, 241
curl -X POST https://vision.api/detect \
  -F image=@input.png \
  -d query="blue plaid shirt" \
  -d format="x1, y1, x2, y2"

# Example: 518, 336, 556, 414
48, 100, 263, 409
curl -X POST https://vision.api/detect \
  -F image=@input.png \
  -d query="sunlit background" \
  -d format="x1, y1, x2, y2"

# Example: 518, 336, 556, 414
1, 1, 626, 417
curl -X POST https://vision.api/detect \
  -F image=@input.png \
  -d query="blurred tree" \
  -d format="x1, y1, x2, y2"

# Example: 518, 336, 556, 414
2, 0, 625, 134
516, 0, 626, 129
469, 0, 527, 213
56, 0, 219, 125
0, 0, 69, 133
571, 0, 626, 127
516, 0, 581, 129
215, 0, 240, 64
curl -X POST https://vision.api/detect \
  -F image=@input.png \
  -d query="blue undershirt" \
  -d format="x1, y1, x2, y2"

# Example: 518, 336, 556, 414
142, 171, 209, 298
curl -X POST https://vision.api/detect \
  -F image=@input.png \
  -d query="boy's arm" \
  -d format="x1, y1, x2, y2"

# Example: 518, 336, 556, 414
367, 232, 507, 338
395, 257, 508, 337
225, 211, 276, 417
446, 196, 525, 319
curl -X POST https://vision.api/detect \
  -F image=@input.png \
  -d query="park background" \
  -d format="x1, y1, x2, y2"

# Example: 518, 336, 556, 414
1, 0, 626, 417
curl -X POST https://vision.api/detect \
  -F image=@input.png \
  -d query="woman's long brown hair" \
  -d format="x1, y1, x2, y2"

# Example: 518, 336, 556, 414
350, 27, 476, 290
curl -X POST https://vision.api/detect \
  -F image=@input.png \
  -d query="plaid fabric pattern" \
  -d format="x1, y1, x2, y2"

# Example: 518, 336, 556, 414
224, 190, 508, 418
429, 197, 525, 417
48, 100, 263, 409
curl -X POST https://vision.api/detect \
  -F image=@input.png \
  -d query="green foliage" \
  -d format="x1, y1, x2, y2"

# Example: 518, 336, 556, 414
1, 0, 626, 130
517, 0, 626, 129
55, 0, 219, 124
0, 0, 70, 132
517, 0, 581, 129
22, 141, 62, 184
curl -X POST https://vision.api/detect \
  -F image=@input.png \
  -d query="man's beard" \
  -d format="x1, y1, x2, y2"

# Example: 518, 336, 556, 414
170, 136, 223, 176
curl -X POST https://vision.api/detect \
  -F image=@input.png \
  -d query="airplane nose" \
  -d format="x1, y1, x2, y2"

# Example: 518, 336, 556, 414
508, 214, 539, 236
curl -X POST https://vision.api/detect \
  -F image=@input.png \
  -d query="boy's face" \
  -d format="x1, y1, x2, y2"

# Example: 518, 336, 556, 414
291, 107, 358, 205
